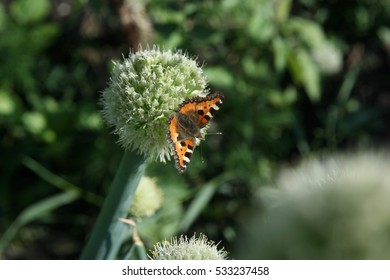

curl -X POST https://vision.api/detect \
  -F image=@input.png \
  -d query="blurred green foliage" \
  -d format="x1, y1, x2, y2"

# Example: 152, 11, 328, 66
0, 0, 389, 259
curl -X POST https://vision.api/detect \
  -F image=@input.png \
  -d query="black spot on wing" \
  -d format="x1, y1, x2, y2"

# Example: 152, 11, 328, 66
184, 152, 192, 160
209, 107, 217, 115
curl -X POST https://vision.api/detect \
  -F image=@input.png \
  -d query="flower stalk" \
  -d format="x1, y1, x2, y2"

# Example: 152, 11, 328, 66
80, 152, 147, 259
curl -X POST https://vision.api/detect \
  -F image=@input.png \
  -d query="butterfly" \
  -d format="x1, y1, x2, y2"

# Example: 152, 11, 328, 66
167, 92, 224, 173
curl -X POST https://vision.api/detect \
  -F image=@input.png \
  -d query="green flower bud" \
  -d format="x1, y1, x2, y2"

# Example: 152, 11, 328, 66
150, 233, 228, 260
100, 47, 208, 162
130, 176, 164, 218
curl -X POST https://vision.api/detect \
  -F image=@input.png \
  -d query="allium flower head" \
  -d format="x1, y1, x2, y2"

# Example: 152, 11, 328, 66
150, 233, 228, 260
100, 47, 208, 162
238, 151, 390, 259
130, 176, 164, 218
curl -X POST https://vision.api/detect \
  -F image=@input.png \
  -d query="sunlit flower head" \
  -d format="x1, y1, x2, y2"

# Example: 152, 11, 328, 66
100, 47, 208, 162
150, 233, 228, 260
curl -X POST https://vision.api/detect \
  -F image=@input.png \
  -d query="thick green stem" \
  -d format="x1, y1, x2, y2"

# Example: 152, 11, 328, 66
80, 151, 147, 259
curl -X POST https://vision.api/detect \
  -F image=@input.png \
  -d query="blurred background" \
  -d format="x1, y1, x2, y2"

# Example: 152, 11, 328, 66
0, 0, 389, 259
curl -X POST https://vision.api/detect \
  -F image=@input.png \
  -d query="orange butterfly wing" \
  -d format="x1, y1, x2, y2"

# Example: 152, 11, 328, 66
167, 92, 224, 173
167, 115, 196, 173
178, 92, 224, 128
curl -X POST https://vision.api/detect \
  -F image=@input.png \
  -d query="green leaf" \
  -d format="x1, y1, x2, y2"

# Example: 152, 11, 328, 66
21, 156, 104, 206
288, 47, 321, 102
241, 56, 270, 79
268, 87, 297, 107
178, 173, 232, 233
275, 0, 292, 24
22, 111, 47, 135
378, 26, 390, 47
10, 0, 50, 25
0, 89, 17, 116
29, 24, 59, 51
0, 191, 79, 253
204, 66, 234, 88
247, 1, 275, 42
286, 17, 327, 48
272, 36, 288, 72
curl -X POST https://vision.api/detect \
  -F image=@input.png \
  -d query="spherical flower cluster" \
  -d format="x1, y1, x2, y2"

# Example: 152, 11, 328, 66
130, 176, 164, 218
238, 151, 390, 259
100, 47, 208, 162
150, 233, 228, 260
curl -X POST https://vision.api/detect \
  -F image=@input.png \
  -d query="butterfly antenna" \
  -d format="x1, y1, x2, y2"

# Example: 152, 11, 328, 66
206, 132, 222, 135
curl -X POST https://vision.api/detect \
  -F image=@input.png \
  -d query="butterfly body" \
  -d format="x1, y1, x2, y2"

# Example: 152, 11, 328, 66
167, 92, 224, 173
176, 111, 201, 138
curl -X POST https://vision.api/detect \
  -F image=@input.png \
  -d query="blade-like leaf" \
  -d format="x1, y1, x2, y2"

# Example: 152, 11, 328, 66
0, 191, 79, 252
